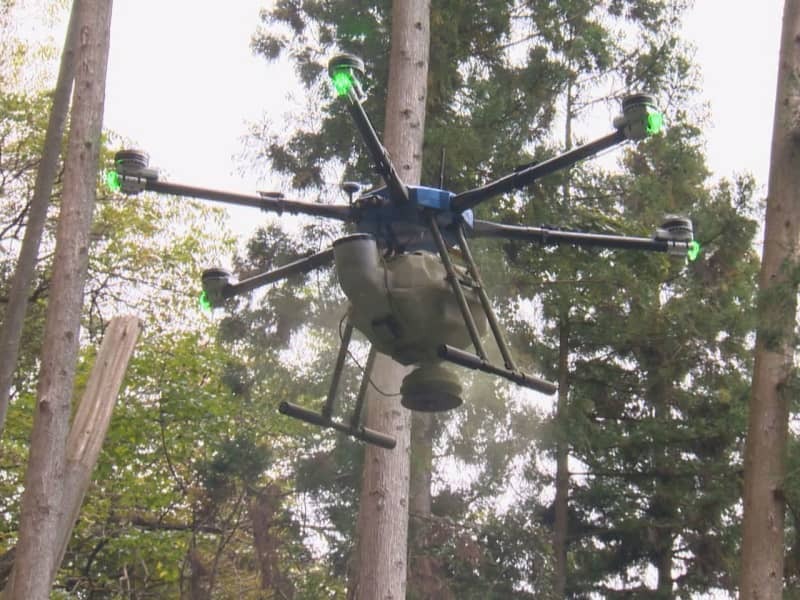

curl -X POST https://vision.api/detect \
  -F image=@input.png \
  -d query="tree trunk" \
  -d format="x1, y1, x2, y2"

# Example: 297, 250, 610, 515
250, 483, 294, 598
348, 2, 430, 598
349, 353, 413, 600
650, 374, 675, 598
6, 0, 113, 596
553, 83, 574, 598
187, 547, 211, 600
408, 412, 451, 600
0, 0, 81, 434
553, 316, 570, 597
740, 1, 800, 597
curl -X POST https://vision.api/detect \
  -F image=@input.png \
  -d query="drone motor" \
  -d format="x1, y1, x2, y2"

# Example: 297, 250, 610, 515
614, 93, 663, 140
656, 216, 694, 241
201, 267, 233, 308
114, 149, 150, 172
342, 181, 362, 204
112, 149, 159, 194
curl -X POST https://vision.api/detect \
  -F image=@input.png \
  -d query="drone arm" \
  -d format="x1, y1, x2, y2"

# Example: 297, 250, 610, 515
451, 130, 626, 213
203, 248, 335, 306
229, 248, 335, 297
471, 220, 692, 255
122, 176, 355, 221
343, 93, 410, 204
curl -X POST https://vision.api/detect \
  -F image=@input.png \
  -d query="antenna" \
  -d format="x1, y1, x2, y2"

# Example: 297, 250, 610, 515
439, 147, 446, 189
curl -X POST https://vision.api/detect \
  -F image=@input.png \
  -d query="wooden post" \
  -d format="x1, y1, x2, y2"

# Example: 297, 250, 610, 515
50, 315, 142, 582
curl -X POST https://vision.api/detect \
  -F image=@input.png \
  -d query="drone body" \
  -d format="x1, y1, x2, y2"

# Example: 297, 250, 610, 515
111, 54, 698, 449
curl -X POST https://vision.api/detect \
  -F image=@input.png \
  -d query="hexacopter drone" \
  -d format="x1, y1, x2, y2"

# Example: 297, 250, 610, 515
108, 54, 699, 450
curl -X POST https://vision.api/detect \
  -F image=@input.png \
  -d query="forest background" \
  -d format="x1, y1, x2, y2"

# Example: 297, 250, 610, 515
0, 0, 794, 598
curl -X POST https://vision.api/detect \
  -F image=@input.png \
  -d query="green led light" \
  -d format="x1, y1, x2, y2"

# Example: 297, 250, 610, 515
687, 240, 701, 261
199, 290, 212, 312
331, 70, 355, 97
646, 110, 664, 135
105, 170, 121, 192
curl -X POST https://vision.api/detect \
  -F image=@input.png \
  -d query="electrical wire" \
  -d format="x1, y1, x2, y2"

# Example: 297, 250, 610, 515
338, 313, 402, 398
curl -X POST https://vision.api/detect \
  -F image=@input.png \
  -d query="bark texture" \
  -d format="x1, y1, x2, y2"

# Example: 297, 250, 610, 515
553, 317, 570, 596
349, 353, 413, 600
740, 1, 800, 597
0, 0, 80, 433
251, 484, 294, 598
408, 412, 452, 600
6, 0, 113, 596
348, 2, 431, 598
51, 315, 142, 581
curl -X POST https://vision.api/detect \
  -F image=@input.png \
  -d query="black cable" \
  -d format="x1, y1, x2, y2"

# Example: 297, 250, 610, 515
338, 313, 401, 398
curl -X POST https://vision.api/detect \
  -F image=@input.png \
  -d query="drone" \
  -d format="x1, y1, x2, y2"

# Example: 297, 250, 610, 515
108, 54, 699, 450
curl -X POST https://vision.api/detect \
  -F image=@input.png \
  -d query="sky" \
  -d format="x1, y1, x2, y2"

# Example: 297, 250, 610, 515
682, 1, 784, 187
101, 2, 787, 216
102, 1, 786, 187
103, 1, 784, 239
102, 1, 790, 233
104, 1, 283, 191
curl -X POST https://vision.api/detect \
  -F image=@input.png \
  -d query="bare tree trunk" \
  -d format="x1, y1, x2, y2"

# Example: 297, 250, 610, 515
50, 315, 141, 581
740, 2, 800, 597
250, 483, 294, 598
349, 353, 413, 600
553, 316, 570, 597
6, 0, 113, 596
348, 3, 430, 598
0, 0, 81, 434
408, 412, 452, 600
553, 83, 574, 597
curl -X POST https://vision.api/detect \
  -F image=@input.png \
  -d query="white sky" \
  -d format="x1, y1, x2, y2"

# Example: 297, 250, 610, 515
100, 0, 786, 228
105, 1, 283, 192
682, 0, 784, 187
7, 0, 783, 235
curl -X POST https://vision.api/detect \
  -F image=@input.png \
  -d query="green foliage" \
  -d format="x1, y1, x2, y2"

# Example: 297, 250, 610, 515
507, 122, 758, 597
0, 25, 342, 594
